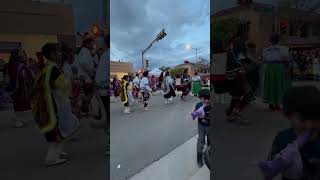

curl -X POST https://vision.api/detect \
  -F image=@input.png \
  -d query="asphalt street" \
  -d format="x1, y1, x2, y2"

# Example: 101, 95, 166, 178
0, 108, 108, 180
110, 93, 199, 180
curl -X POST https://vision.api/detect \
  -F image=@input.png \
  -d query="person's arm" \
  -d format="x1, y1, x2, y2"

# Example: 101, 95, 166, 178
50, 67, 63, 90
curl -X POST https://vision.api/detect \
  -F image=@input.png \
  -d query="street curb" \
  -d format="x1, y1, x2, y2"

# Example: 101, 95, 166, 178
128, 135, 203, 180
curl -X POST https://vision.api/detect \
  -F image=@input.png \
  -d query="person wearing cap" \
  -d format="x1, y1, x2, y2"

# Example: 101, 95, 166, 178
191, 88, 211, 167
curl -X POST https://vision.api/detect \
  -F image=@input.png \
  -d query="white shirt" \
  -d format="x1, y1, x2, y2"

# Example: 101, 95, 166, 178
95, 49, 109, 83
76, 47, 95, 81
166, 76, 174, 85
263, 45, 289, 62
133, 76, 140, 87
140, 77, 150, 89
192, 76, 201, 81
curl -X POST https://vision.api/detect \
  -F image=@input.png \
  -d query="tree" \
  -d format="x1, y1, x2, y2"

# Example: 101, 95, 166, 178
159, 66, 171, 72
169, 67, 185, 77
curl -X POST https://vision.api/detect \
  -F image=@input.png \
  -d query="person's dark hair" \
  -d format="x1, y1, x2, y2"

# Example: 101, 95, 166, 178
122, 75, 128, 81
195, 72, 198, 76
270, 33, 280, 45
60, 42, 73, 62
199, 89, 210, 100
283, 86, 320, 121
82, 38, 94, 47
42, 43, 58, 61
165, 71, 170, 77
143, 71, 149, 77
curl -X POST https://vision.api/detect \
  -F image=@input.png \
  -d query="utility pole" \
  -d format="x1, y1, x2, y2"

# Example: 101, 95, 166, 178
142, 28, 167, 70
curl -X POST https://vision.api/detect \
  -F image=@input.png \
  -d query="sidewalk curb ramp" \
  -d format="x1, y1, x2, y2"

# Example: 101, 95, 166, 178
128, 135, 209, 180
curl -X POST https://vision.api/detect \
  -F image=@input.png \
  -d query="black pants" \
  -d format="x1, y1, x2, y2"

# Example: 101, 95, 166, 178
142, 92, 150, 107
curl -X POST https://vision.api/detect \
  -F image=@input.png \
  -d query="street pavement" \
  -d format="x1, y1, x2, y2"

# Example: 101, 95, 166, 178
110, 93, 200, 180
211, 80, 320, 180
0, 108, 108, 180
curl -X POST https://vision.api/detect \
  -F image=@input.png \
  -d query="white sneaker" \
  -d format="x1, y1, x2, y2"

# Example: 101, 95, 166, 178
165, 100, 168, 104
124, 108, 130, 114
169, 97, 173, 103
144, 108, 148, 111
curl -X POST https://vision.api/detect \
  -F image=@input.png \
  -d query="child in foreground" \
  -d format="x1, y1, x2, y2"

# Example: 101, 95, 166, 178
257, 86, 320, 180
191, 89, 211, 167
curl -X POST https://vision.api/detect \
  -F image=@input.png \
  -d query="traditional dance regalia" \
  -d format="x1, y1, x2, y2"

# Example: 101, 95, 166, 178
127, 81, 136, 106
8, 60, 34, 127
120, 79, 130, 113
162, 75, 176, 104
132, 76, 140, 99
140, 76, 151, 110
181, 76, 191, 100
31, 61, 80, 164
225, 38, 256, 121
262, 45, 291, 107
113, 78, 120, 99
191, 75, 201, 96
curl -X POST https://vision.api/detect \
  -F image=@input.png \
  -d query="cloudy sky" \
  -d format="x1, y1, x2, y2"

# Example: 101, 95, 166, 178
212, 0, 274, 13
110, 0, 210, 70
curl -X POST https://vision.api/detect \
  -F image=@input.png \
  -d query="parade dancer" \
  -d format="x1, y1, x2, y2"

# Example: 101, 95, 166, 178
31, 43, 80, 166
8, 49, 34, 128
191, 72, 201, 96
128, 75, 137, 106
120, 75, 131, 114
112, 76, 120, 102
162, 71, 176, 104
93, 34, 110, 157
190, 89, 211, 167
262, 34, 291, 111
133, 73, 140, 99
60, 43, 81, 119
140, 71, 151, 111
76, 35, 96, 113
225, 22, 254, 123
181, 74, 191, 101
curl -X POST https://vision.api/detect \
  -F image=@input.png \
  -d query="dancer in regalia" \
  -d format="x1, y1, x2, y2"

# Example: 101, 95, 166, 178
162, 71, 176, 104
31, 43, 80, 166
8, 49, 34, 128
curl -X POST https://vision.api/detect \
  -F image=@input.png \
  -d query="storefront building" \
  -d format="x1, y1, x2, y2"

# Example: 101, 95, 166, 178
110, 61, 134, 80
0, 0, 74, 62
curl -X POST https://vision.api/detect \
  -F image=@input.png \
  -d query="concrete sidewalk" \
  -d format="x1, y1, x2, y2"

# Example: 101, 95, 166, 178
128, 135, 209, 180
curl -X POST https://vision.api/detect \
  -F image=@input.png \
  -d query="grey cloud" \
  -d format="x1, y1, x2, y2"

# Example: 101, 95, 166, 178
111, 0, 210, 69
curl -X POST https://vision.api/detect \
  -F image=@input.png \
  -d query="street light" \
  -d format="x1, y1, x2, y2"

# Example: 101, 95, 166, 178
185, 44, 198, 59
185, 44, 199, 70
142, 28, 167, 70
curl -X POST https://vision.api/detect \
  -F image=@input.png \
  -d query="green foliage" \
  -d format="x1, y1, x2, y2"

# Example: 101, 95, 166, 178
169, 67, 185, 77
159, 66, 171, 72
